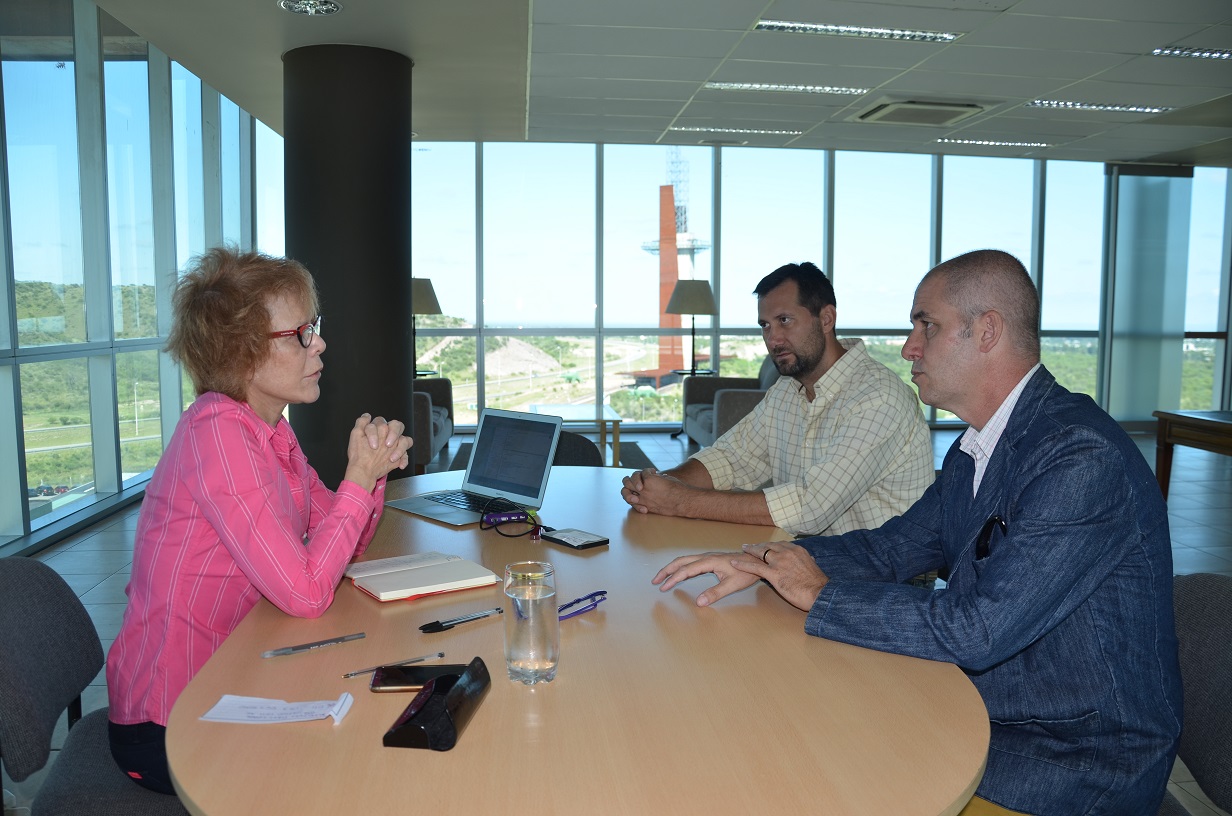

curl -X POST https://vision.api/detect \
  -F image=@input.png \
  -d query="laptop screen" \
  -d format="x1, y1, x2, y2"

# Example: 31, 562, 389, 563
464, 410, 562, 503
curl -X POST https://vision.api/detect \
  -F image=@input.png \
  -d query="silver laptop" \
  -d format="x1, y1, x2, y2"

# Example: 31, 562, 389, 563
386, 408, 563, 525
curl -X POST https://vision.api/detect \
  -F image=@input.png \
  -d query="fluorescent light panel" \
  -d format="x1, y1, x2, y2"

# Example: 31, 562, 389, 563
757, 19, 961, 43
705, 81, 868, 96
278, 0, 342, 14
1026, 99, 1172, 115
669, 126, 804, 136
1152, 46, 1232, 60
938, 138, 1049, 148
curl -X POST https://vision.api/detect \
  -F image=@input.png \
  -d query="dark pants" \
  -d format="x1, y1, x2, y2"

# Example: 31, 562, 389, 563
108, 720, 176, 795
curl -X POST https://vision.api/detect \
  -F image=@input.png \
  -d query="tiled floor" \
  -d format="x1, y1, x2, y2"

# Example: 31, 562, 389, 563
4, 430, 1231, 815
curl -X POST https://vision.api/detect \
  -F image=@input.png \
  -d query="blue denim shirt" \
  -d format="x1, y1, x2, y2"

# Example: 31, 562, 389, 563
801, 367, 1182, 815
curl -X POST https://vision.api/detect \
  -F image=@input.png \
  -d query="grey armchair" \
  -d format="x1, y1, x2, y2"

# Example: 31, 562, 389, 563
681, 356, 780, 446
412, 378, 454, 474
1157, 572, 1232, 815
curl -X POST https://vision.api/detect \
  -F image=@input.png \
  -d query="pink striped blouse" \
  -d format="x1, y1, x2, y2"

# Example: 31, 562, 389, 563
107, 392, 386, 726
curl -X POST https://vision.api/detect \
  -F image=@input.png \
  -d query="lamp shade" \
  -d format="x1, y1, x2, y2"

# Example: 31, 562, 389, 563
411, 278, 443, 315
665, 280, 717, 315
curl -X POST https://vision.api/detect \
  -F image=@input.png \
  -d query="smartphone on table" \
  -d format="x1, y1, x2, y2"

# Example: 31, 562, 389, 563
370, 664, 468, 692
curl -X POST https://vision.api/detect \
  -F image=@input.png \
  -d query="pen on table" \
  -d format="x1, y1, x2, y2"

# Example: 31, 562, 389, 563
341, 651, 446, 679
419, 607, 503, 633
261, 632, 365, 658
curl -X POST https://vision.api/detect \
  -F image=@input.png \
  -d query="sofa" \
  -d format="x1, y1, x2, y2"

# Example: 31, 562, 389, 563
411, 378, 454, 473
681, 356, 780, 446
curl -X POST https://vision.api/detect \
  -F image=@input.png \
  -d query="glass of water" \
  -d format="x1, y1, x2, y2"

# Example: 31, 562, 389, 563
503, 561, 559, 685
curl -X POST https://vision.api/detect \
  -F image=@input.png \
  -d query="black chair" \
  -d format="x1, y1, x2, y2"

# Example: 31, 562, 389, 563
1157, 573, 1232, 815
552, 431, 603, 467
0, 557, 187, 815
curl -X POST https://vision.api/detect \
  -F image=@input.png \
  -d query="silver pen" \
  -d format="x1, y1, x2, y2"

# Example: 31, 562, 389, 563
341, 651, 446, 679
260, 631, 365, 658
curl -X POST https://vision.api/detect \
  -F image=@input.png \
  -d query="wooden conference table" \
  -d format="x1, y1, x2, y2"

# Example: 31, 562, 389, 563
166, 468, 988, 815
1152, 410, 1232, 499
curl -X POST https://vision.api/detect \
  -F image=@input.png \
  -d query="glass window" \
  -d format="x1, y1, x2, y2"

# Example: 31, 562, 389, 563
172, 62, 204, 267
412, 142, 476, 325
3, 52, 87, 347
22, 359, 93, 522
117, 350, 161, 481
603, 144, 713, 329
719, 147, 825, 328
1041, 336, 1099, 400
833, 151, 932, 329
105, 39, 156, 340
717, 334, 767, 377
1181, 167, 1229, 410
482, 143, 595, 329
255, 120, 285, 256
483, 334, 597, 411
941, 156, 1034, 266
416, 333, 478, 424
220, 96, 242, 245
1041, 161, 1104, 332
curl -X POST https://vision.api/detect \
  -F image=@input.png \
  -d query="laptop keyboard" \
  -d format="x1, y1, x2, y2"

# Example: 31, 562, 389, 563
426, 490, 503, 513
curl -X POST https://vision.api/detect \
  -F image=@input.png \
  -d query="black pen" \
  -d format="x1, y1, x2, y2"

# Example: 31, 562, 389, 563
420, 607, 503, 633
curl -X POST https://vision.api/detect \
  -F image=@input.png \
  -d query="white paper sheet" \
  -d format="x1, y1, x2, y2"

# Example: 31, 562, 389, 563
201, 692, 353, 725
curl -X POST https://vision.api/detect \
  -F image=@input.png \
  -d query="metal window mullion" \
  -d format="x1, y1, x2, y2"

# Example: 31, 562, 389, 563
709, 145, 720, 371
1096, 166, 1119, 409
239, 109, 255, 250
474, 142, 485, 410
594, 143, 603, 417
201, 84, 222, 249
1219, 170, 1232, 409
0, 17, 26, 533
74, 0, 121, 498
149, 45, 183, 440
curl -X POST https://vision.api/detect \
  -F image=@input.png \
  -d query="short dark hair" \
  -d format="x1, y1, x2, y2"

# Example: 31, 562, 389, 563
753, 262, 836, 316
924, 249, 1040, 360
167, 246, 319, 400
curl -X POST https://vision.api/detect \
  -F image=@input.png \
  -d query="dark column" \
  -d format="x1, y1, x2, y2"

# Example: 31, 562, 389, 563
283, 45, 413, 487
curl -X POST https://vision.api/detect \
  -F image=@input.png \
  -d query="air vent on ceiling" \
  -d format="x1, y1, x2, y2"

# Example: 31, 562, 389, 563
853, 100, 984, 127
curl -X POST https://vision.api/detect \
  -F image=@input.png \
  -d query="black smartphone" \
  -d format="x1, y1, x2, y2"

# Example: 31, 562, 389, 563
370, 664, 467, 692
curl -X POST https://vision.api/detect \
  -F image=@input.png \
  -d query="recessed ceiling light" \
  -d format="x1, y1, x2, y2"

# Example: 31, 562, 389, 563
1152, 45, 1232, 60
1026, 99, 1172, 115
278, 0, 342, 16
938, 138, 1049, 148
756, 19, 961, 43
705, 81, 868, 96
669, 126, 804, 136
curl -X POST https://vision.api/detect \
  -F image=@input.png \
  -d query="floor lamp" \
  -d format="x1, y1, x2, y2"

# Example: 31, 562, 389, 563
411, 277, 442, 378
665, 279, 717, 376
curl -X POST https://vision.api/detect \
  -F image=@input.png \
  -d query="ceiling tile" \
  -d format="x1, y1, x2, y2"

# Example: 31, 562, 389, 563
878, 69, 1068, 100
680, 99, 844, 122
1007, 0, 1230, 25
532, 53, 718, 82
533, 25, 744, 58
959, 15, 1208, 53
530, 77, 698, 101
1045, 80, 1230, 108
532, 0, 764, 29
916, 44, 1130, 79
1093, 54, 1232, 88
530, 96, 685, 117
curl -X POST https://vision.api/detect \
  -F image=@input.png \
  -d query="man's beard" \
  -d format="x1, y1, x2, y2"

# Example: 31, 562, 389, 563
772, 335, 824, 378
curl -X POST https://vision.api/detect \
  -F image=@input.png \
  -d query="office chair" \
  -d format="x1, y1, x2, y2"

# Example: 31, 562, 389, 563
552, 431, 604, 467
0, 557, 187, 815
1156, 572, 1232, 816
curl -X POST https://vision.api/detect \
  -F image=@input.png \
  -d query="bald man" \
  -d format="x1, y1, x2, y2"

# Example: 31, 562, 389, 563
654, 250, 1182, 816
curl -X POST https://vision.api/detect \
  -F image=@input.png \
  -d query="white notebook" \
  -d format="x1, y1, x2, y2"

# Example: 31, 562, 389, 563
345, 552, 498, 602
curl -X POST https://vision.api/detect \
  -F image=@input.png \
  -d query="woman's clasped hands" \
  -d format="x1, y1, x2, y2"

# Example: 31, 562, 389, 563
344, 413, 413, 492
